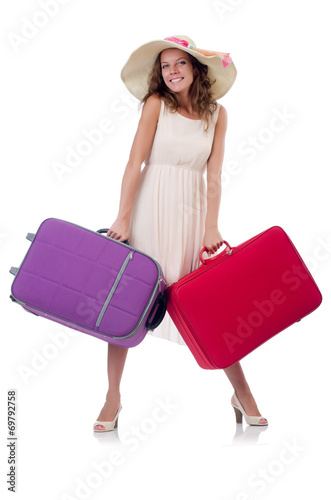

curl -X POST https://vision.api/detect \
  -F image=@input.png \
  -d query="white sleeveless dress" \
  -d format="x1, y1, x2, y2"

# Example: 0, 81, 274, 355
129, 98, 221, 345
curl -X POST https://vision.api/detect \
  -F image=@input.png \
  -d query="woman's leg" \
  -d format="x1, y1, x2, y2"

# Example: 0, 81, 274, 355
223, 361, 265, 417
94, 344, 129, 426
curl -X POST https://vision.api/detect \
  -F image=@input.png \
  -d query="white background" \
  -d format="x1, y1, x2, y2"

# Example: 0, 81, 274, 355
1, 1, 330, 499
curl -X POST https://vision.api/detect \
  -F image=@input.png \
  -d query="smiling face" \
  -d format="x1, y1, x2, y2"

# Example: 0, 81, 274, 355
160, 48, 195, 94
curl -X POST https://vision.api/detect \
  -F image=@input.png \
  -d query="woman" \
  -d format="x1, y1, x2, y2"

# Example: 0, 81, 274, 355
93, 35, 268, 432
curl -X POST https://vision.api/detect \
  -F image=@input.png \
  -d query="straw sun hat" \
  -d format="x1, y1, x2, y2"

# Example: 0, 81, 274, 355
120, 35, 237, 101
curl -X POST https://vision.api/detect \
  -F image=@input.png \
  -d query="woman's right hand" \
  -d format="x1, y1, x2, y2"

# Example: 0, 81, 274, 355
106, 219, 130, 242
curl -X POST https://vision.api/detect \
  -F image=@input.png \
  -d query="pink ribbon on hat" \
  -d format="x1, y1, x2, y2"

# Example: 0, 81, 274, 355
164, 36, 190, 47
164, 36, 232, 68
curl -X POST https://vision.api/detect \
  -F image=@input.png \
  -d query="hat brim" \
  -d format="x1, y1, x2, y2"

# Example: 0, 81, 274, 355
120, 39, 237, 101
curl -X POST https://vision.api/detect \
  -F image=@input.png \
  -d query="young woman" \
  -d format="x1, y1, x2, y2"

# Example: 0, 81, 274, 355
93, 36, 268, 432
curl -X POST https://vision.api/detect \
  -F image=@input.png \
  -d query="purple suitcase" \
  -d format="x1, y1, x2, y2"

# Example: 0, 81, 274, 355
9, 218, 167, 347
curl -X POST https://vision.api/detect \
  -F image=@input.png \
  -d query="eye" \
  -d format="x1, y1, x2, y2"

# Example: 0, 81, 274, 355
162, 64, 168, 69
179, 60, 186, 65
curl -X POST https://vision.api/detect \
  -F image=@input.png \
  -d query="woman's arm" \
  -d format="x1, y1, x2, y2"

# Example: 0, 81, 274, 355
203, 104, 228, 254
107, 94, 161, 241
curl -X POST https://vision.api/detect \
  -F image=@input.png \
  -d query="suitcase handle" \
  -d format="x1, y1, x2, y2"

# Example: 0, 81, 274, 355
199, 240, 232, 265
97, 228, 129, 245
145, 292, 167, 331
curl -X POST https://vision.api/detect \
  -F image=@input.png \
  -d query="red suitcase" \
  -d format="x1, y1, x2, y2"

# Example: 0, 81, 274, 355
165, 226, 322, 369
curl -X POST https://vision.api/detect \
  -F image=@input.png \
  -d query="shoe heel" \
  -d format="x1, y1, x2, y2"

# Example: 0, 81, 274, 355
233, 405, 243, 424
114, 404, 122, 429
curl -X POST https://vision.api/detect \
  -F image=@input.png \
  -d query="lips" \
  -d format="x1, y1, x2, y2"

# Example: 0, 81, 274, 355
170, 77, 184, 83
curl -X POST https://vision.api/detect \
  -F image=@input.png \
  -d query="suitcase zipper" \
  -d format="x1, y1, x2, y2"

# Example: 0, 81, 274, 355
96, 262, 165, 337
95, 251, 134, 328
158, 276, 166, 291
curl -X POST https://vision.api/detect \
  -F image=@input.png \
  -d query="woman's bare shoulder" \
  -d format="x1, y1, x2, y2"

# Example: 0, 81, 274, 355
217, 103, 227, 117
141, 94, 162, 119
215, 103, 228, 127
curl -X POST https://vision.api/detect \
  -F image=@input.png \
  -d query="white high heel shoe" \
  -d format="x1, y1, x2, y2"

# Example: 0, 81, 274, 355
231, 392, 268, 426
93, 404, 122, 432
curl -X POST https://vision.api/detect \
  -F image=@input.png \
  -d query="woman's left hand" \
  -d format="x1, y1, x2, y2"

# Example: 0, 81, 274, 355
202, 227, 224, 256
